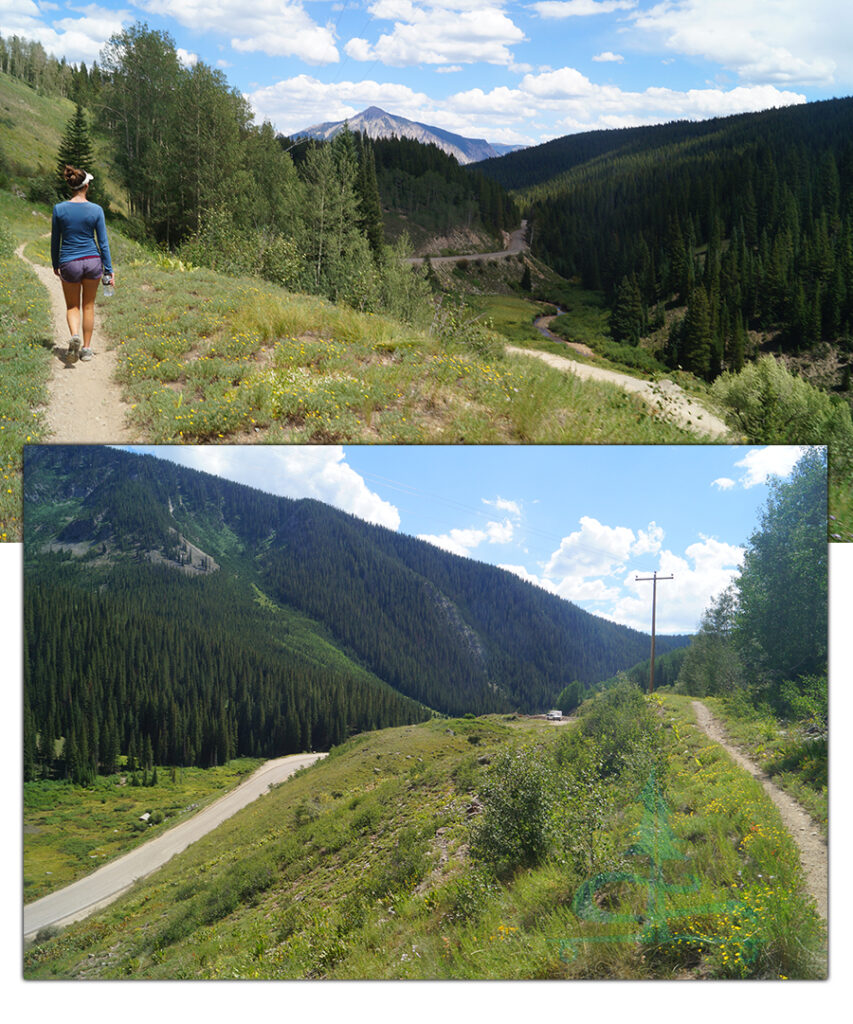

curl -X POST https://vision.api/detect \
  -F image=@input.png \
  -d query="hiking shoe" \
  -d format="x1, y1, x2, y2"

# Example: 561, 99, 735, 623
68, 335, 81, 361
80, 347, 93, 361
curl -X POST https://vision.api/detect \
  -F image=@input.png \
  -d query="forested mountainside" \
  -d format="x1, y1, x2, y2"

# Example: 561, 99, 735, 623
23, 446, 688, 779
484, 97, 853, 381
369, 135, 518, 242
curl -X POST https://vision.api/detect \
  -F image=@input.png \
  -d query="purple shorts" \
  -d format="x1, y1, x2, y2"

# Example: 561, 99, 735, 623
59, 256, 103, 282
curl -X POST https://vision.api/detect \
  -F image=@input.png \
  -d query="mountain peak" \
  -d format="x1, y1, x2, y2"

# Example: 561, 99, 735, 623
292, 107, 523, 165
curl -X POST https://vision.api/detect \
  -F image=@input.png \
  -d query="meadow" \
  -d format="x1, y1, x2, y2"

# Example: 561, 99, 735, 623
0, 195, 52, 540
24, 758, 264, 903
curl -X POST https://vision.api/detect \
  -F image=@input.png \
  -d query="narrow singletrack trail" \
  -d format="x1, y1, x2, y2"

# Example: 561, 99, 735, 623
16, 242, 139, 443
24, 752, 326, 941
507, 343, 730, 439
691, 700, 827, 920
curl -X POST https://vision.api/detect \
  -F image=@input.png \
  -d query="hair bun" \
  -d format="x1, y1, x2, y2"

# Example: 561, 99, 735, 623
64, 165, 85, 189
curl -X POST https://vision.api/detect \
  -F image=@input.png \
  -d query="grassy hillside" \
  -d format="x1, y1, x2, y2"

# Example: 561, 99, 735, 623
0, 70, 77, 180
0, 70, 125, 213
24, 692, 825, 980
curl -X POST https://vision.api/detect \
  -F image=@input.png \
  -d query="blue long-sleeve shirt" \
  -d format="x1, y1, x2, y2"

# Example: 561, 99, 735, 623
51, 200, 113, 275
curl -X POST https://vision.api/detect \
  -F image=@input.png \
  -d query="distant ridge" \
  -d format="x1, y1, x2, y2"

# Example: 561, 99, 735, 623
291, 106, 523, 165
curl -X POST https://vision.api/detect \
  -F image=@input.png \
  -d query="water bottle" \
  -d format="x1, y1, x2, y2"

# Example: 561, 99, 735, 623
102, 273, 114, 298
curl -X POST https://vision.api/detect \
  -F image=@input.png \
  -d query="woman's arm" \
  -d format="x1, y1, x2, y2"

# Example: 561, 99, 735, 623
95, 207, 113, 276
51, 207, 61, 271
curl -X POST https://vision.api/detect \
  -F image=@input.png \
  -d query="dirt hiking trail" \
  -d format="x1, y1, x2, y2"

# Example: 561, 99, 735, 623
507, 343, 730, 440
691, 700, 827, 920
17, 242, 139, 443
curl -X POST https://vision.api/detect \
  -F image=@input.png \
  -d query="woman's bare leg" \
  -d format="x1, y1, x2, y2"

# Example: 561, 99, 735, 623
80, 277, 99, 348
60, 278, 82, 338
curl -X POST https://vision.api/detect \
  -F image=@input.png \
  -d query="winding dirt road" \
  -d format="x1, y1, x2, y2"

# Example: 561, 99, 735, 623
691, 701, 827, 920
16, 242, 138, 443
407, 220, 528, 266
23, 753, 325, 941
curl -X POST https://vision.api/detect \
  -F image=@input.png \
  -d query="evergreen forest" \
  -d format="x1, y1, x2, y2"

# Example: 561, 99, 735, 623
479, 99, 853, 381
22, 446, 688, 782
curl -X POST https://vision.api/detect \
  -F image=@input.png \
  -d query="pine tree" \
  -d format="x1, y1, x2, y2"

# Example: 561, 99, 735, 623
55, 103, 96, 199
356, 135, 385, 260
610, 275, 644, 345
682, 287, 713, 379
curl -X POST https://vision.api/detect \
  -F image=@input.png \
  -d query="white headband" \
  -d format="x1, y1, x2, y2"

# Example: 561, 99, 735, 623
73, 172, 94, 189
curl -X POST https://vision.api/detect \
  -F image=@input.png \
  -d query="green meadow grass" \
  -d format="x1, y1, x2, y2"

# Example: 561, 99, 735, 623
0, 195, 52, 540
0, 71, 77, 181
24, 758, 264, 902
24, 701, 825, 980
86, 253, 692, 445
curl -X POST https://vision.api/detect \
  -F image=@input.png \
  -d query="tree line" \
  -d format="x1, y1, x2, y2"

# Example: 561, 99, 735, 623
675, 448, 827, 717
23, 562, 430, 784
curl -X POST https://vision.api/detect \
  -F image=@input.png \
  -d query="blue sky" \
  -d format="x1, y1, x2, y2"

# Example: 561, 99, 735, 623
3, 1, 851, 145
121, 443, 816, 634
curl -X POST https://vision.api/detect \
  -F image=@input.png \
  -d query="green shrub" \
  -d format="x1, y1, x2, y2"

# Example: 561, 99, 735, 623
712, 356, 853, 466
365, 825, 429, 897
470, 744, 558, 877
578, 679, 662, 778
773, 675, 827, 727
440, 867, 498, 923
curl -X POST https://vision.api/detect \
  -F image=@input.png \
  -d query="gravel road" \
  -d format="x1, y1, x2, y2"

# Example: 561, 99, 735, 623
407, 221, 528, 265
23, 753, 325, 941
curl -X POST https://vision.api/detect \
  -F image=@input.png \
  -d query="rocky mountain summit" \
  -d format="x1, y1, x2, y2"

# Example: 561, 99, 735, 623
291, 106, 522, 164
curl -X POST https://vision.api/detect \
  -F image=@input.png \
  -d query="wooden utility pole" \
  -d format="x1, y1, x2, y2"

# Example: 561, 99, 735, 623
635, 571, 674, 694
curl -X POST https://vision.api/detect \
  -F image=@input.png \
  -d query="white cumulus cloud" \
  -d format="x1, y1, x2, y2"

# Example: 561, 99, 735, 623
531, 0, 637, 16
125, 446, 400, 530
603, 536, 745, 633
483, 496, 522, 517
734, 446, 811, 489
0, 2, 130, 63
631, 0, 848, 87
712, 477, 736, 490
176, 48, 198, 67
418, 517, 515, 557
135, 0, 340, 64
345, 6, 525, 67
593, 51, 625, 62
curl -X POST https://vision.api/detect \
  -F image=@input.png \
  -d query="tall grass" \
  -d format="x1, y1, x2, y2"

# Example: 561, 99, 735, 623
0, 203, 51, 540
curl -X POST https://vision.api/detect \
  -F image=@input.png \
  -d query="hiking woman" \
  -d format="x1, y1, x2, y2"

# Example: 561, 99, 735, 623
51, 165, 114, 363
